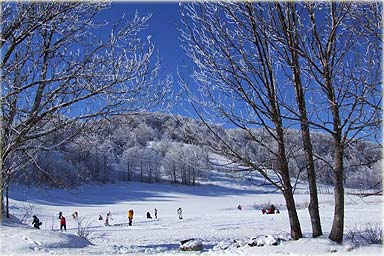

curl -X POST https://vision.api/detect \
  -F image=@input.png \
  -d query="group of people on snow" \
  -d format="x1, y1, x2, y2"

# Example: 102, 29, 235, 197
261, 204, 280, 214
100, 208, 162, 227
32, 210, 78, 230
32, 207, 185, 229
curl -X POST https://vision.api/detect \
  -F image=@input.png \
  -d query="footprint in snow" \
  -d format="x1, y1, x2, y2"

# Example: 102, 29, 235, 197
22, 235, 32, 242
21, 235, 41, 247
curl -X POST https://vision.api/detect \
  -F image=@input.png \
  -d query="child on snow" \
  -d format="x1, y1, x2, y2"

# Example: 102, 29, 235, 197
60, 215, 67, 231
105, 211, 112, 226
177, 207, 183, 219
32, 215, 42, 229
128, 209, 134, 226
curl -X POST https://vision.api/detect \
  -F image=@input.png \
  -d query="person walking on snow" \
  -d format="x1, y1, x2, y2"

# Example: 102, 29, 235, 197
154, 208, 158, 219
60, 215, 66, 231
177, 207, 183, 220
105, 211, 112, 226
128, 209, 134, 226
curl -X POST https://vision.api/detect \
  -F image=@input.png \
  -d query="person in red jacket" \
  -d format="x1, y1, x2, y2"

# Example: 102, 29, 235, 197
60, 215, 67, 231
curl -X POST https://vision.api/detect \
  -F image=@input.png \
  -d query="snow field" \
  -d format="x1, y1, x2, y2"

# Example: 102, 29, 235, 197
1, 181, 383, 255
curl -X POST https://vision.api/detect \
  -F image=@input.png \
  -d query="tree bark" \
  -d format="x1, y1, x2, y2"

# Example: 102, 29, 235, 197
277, 131, 303, 240
283, 187, 302, 240
329, 133, 345, 243
5, 184, 9, 218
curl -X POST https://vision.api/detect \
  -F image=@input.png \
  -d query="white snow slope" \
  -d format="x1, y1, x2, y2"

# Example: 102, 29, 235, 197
1, 177, 382, 255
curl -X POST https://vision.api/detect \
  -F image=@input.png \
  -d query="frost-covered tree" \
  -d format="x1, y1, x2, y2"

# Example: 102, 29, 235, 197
179, 2, 303, 240
179, 1, 382, 242
287, 3, 382, 243
0, 2, 172, 219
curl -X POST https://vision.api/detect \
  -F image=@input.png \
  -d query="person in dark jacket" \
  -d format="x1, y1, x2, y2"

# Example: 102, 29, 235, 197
146, 211, 152, 219
177, 207, 183, 219
60, 215, 67, 231
154, 208, 158, 219
32, 215, 42, 229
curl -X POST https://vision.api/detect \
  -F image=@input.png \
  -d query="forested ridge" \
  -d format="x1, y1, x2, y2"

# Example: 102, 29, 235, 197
15, 112, 382, 191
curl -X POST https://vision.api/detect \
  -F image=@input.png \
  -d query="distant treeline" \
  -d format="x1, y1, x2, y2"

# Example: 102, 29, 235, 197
14, 112, 382, 190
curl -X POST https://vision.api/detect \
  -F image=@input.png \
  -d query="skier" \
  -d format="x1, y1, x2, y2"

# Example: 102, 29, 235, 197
72, 211, 78, 219
146, 211, 152, 219
32, 215, 42, 229
177, 207, 183, 220
237, 204, 242, 210
154, 208, 158, 219
60, 215, 67, 231
128, 209, 134, 226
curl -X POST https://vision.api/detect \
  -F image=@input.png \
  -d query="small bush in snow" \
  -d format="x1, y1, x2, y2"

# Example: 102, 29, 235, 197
77, 218, 93, 241
19, 203, 34, 224
345, 223, 383, 245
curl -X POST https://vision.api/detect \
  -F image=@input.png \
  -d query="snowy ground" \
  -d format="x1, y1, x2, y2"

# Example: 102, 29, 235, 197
1, 177, 383, 255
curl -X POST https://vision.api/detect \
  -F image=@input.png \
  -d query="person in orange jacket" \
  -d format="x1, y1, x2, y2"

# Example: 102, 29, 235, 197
128, 209, 134, 226
60, 215, 66, 231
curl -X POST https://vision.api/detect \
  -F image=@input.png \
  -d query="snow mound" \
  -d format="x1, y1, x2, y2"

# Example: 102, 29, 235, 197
248, 234, 283, 247
179, 239, 203, 251
0, 224, 91, 255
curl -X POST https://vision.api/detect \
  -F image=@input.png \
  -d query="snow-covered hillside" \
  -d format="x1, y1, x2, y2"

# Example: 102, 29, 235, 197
1, 177, 382, 255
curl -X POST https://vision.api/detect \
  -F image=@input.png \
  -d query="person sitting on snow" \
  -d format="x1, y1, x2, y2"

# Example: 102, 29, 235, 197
32, 215, 42, 229
146, 211, 152, 219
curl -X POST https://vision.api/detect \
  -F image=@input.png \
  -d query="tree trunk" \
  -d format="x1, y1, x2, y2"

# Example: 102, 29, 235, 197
275, 2, 323, 237
0, 185, 3, 221
276, 126, 303, 240
302, 127, 322, 237
5, 184, 9, 218
282, 188, 302, 240
329, 137, 344, 243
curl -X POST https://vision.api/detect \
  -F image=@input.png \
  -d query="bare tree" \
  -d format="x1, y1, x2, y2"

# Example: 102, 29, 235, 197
179, 2, 303, 240
266, 2, 323, 238
284, 2, 382, 243
0, 2, 172, 219
180, 1, 381, 242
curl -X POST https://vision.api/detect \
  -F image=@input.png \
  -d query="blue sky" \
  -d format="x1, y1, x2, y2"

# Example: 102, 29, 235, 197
99, 3, 181, 76
97, 2, 191, 115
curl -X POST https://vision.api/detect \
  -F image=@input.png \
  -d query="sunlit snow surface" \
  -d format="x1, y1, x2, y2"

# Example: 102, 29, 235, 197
1, 175, 382, 255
